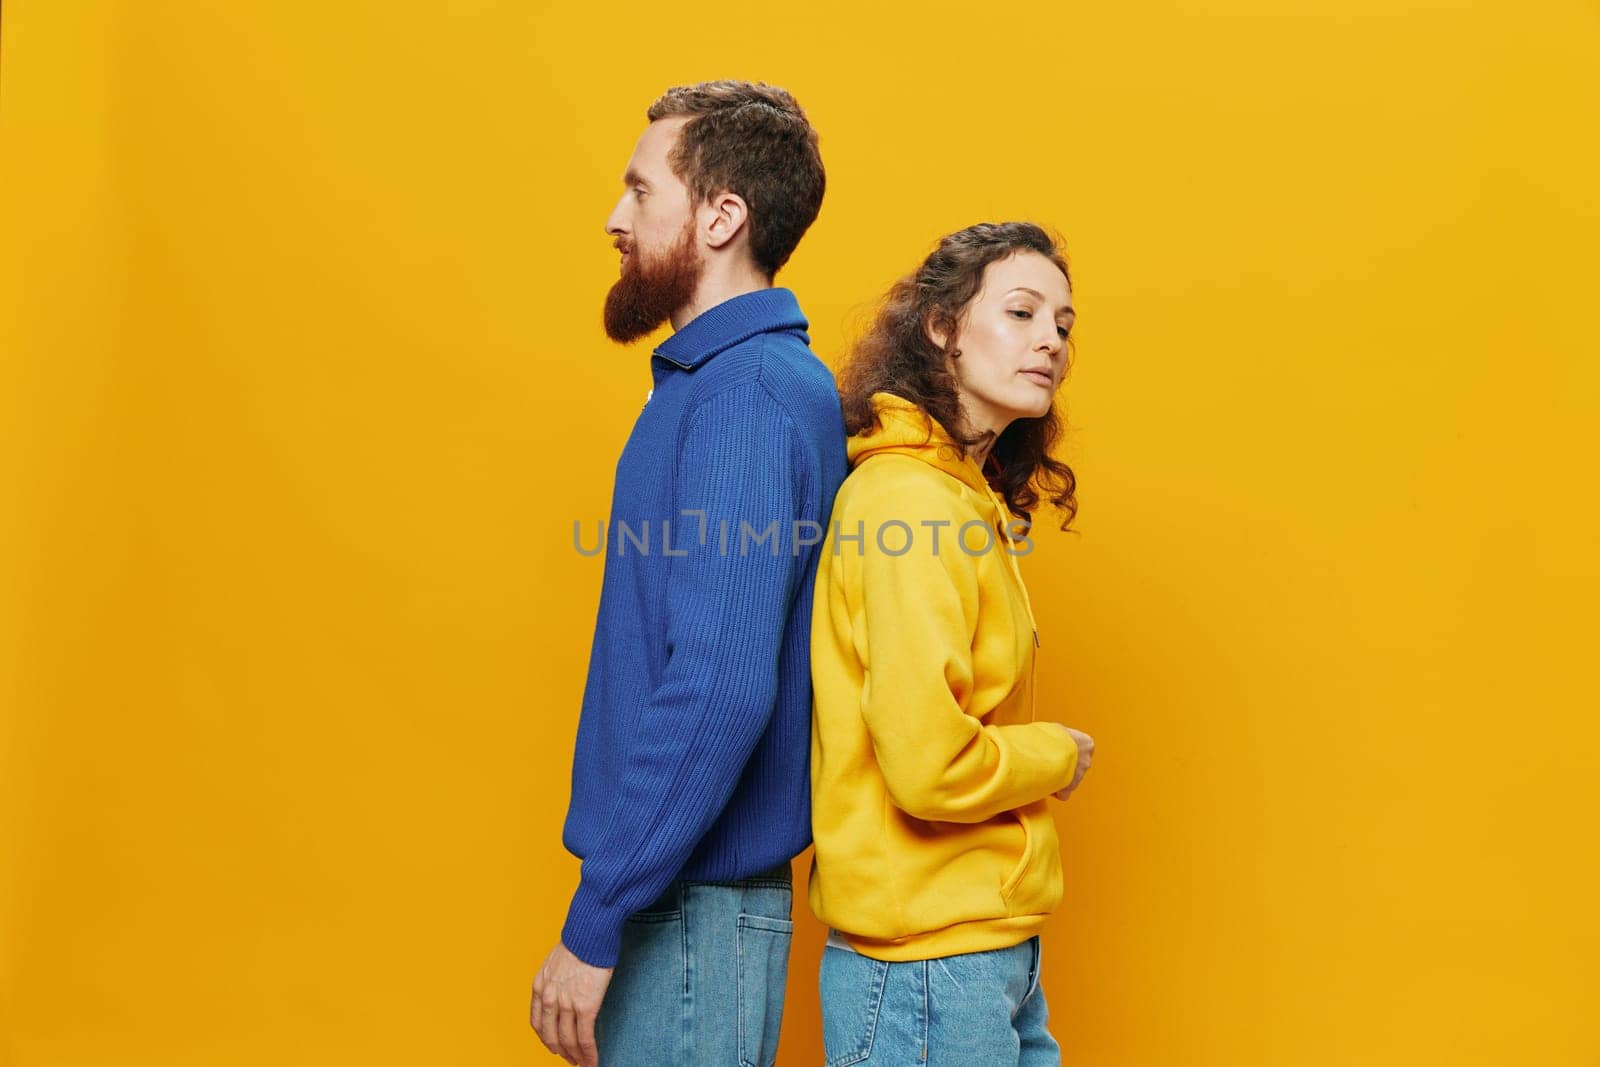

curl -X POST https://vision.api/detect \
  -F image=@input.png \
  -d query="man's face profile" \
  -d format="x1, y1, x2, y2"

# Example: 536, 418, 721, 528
603, 116, 705, 344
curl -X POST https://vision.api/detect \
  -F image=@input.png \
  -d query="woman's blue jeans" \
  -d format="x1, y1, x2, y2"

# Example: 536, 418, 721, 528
819, 936, 1061, 1066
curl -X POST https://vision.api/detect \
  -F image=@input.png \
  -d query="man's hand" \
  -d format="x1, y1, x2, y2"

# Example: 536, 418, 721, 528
530, 942, 613, 1067
1053, 726, 1095, 801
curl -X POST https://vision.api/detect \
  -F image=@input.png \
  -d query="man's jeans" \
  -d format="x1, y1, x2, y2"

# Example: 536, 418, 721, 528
819, 936, 1061, 1066
595, 862, 794, 1067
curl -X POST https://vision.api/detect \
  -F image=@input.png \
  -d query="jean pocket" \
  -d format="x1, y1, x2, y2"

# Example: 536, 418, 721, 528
819, 947, 889, 1067
736, 913, 794, 1067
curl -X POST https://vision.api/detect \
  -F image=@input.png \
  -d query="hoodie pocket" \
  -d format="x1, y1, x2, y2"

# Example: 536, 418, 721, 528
999, 809, 1038, 906
999, 805, 1064, 918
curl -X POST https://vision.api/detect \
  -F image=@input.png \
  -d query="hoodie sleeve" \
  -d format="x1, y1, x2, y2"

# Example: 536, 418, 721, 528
841, 470, 1078, 825
560, 380, 809, 967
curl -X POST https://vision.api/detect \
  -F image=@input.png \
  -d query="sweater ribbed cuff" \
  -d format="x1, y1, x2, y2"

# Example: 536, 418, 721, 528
560, 881, 629, 969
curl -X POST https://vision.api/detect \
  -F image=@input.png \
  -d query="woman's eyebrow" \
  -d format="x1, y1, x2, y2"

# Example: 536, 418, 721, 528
1008, 287, 1075, 317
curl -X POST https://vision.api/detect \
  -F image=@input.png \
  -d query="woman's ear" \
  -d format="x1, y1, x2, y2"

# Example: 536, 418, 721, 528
924, 309, 950, 351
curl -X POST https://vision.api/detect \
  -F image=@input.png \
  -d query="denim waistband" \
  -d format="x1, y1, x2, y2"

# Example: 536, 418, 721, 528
635, 860, 793, 914
681, 859, 792, 889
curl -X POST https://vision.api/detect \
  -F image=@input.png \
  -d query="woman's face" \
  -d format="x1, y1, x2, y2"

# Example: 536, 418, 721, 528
937, 251, 1075, 437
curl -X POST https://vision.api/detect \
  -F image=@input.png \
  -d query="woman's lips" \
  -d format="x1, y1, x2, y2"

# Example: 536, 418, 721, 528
1021, 369, 1053, 389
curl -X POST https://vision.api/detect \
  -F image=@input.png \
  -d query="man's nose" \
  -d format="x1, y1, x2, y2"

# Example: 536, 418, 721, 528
603, 197, 628, 239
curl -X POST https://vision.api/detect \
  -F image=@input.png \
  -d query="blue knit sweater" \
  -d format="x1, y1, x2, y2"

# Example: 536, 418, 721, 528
561, 287, 847, 967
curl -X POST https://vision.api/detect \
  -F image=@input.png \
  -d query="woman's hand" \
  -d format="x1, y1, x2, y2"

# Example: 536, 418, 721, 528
1053, 726, 1094, 800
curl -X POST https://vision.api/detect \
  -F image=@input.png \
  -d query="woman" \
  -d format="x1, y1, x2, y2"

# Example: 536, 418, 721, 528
809, 221, 1095, 1065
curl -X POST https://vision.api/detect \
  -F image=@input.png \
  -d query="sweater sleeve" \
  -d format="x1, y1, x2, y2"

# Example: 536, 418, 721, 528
846, 475, 1078, 826
561, 381, 807, 967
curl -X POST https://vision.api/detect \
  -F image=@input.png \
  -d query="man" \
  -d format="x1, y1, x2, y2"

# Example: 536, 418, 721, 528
530, 81, 844, 1067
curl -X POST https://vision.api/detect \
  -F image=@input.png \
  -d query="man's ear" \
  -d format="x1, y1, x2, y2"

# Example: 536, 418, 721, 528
702, 192, 749, 251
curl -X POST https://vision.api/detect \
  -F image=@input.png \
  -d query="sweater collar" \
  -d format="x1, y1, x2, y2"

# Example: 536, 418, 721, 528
652, 288, 809, 370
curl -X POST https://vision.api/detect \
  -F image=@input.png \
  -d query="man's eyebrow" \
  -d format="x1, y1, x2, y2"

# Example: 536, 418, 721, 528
622, 168, 650, 188
1008, 287, 1076, 317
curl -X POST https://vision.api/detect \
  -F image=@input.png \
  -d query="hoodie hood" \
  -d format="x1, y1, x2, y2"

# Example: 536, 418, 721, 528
848, 392, 994, 498
847, 392, 1040, 641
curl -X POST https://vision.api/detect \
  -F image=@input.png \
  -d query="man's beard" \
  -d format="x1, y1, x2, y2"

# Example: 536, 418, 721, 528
603, 219, 703, 344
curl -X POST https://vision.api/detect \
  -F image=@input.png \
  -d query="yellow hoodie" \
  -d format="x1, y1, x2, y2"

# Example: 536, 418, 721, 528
808, 391, 1080, 961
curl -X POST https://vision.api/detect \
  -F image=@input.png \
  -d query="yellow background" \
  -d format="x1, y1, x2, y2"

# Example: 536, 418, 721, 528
3, 2, 1597, 1064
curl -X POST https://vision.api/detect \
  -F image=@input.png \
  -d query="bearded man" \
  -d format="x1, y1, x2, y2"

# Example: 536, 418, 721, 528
529, 81, 844, 1067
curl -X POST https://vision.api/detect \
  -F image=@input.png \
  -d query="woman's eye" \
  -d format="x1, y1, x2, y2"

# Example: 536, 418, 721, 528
1057, 326, 1070, 339
1009, 309, 1032, 319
